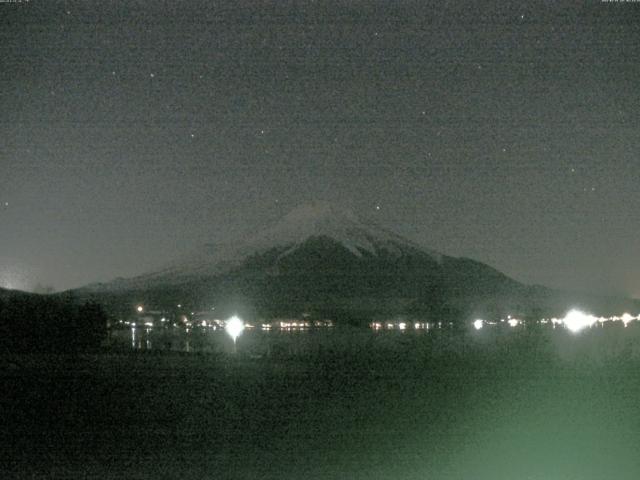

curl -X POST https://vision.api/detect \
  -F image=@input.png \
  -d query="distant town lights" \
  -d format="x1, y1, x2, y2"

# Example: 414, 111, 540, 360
473, 319, 484, 330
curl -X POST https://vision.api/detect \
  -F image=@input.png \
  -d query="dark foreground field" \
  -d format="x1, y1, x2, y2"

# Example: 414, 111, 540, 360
2, 327, 640, 479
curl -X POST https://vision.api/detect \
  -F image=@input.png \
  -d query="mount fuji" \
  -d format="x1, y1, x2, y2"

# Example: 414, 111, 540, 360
79, 203, 638, 322
90, 202, 443, 289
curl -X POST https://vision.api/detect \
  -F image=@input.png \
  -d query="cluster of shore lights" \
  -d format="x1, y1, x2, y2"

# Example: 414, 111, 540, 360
473, 310, 640, 333
370, 321, 436, 330
551, 310, 639, 333
278, 320, 312, 329
474, 316, 522, 330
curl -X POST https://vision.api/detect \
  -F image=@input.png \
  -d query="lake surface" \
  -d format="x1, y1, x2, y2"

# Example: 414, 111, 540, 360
108, 320, 640, 361
4, 324, 640, 479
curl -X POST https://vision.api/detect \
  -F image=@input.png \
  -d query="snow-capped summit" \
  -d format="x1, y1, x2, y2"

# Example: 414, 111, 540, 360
86, 202, 441, 291
168, 202, 440, 275
241, 201, 441, 260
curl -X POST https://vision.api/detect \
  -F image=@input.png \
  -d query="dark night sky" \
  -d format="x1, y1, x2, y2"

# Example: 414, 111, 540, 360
1, 1, 639, 296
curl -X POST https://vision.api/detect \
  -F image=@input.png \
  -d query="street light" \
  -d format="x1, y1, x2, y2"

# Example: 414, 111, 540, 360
225, 315, 245, 353
563, 309, 594, 333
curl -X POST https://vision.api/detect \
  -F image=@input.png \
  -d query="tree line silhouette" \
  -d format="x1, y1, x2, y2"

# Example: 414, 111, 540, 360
0, 294, 108, 353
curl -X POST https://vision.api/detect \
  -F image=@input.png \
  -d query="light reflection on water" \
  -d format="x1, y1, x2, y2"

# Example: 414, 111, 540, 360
113, 325, 349, 354
130, 327, 153, 350
111, 324, 377, 355
109, 319, 640, 361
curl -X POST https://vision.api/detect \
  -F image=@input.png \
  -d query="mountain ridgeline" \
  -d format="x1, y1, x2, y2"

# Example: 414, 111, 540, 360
79, 204, 639, 324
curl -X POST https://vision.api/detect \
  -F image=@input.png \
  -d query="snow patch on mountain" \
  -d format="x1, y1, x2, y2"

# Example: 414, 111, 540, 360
85, 202, 443, 291
252, 202, 441, 260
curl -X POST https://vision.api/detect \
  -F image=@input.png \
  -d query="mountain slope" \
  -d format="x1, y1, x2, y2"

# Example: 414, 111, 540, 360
79, 203, 639, 322
85, 202, 442, 292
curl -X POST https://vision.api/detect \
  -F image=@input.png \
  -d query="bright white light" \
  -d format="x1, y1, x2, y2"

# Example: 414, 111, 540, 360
225, 315, 245, 342
473, 319, 483, 330
508, 318, 519, 328
398, 322, 407, 330
136, 305, 143, 313
621, 313, 634, 327
563, 309, 595, 333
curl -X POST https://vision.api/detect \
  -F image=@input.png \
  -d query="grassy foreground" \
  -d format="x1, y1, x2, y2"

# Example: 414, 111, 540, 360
2, 327, 640, 479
